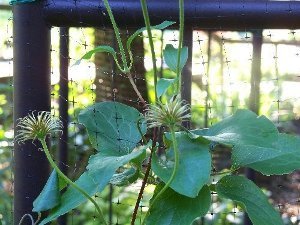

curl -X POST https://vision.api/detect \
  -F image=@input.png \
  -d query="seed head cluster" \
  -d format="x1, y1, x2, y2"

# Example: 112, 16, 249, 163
15, 111, 63, 144
145, 96, 191, 128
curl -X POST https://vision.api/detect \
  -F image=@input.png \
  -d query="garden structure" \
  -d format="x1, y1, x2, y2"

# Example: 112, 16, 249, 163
9, 0, 300, 225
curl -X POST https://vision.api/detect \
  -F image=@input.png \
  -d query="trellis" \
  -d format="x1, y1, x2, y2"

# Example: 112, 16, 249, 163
13, 1, 300, 225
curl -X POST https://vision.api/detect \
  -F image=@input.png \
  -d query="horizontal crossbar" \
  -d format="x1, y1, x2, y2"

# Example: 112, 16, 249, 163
43, 0, 300, 29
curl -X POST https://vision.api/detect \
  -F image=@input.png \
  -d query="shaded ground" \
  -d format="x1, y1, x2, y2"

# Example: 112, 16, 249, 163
258, 171, 300, 222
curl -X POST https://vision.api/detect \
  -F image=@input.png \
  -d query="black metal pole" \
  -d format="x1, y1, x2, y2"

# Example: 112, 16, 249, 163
43, 0, 300, 29
57, 27, 69, 225
181, 26, 193, 129
13, 2, 51, 225
245, 29, 263, 225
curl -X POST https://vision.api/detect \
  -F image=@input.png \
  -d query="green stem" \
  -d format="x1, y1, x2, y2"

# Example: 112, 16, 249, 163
140, 0, 158, 102
212, 170, 232, 176
176, 0, 184, 93
40, 139, 107, 225
142, 126, 179, 225
137, 118, 148, 144
103, 0, 128, 72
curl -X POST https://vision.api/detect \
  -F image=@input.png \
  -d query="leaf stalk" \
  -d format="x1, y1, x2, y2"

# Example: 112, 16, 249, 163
40, 139, 107, 225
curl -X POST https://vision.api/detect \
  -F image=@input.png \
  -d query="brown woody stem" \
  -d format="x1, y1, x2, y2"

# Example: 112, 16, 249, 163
128, 73, 147, 107
131, 127, 158, 225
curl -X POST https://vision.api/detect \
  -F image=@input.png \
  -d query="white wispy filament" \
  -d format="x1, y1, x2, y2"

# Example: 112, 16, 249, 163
15, 111, 63, 143
145, 96, 191, 129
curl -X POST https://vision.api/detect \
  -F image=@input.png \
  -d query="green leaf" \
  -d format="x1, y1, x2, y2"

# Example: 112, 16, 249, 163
152, 133, 211, 198
39, 172, 99, 225
40, 102, 148, 224
156, 78, 177, 98
86, 144, 149, 185
74, 45, 118, 66
78, 101, 147, 154
33, 170, 60, 212
146, 185, 211, 225
109, 167, 137, 186
40, 144, 149, 225
232, 133, 300, 175
216, 175, 283, 225
10, 0, 39, 5
190, 109, 300, 175
126, 21, 175, 53
191, 109, 278, 147
131, 145, 147, 168
58, 175, 68, 191
163, 44, 188, 73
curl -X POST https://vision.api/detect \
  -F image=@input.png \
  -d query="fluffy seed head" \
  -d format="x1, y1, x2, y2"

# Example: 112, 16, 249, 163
15, 111, 63, 143
145, 96, 191, 128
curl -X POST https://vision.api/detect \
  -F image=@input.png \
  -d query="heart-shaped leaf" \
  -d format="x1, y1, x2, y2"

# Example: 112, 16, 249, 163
39, 102, 148, 224
146, 185, 211, 225
78, 101, 147, 154
232, 133, 300, 175
216, 175, 284, 225
191, 109, 278, 147
152, 133, 211, 198
163, 44, 188, 73
33, 170, 60, 212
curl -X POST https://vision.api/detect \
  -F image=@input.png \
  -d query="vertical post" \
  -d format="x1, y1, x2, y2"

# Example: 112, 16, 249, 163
13, 2, 51, 225
108, 185, 113, 224
181, 26, 193, 129
159, 30, 164, 78
249, 30, 263, 115
219, 35, 225, 118
245, 29, 263, 225
57, 27, 69, 225
204, 31, 212, 128
108, 31, 118, 225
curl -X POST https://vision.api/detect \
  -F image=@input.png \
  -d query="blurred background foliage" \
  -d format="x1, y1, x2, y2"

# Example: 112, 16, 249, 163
0, 2, 300, 224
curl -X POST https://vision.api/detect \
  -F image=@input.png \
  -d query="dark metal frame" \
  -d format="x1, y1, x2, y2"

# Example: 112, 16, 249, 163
13, 2, 50, 224
13, 1, 300, 224
57, 27, 69, 225
43, 0, 300, 29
